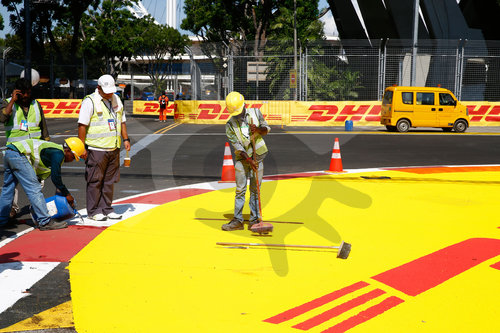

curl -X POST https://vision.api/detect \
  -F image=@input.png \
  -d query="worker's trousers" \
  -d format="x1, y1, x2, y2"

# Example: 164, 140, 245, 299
233, 159, 263, 222
0, 149, 51, 226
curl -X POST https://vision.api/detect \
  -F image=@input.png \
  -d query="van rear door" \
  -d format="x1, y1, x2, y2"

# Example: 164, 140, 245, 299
413, 92, 437, 127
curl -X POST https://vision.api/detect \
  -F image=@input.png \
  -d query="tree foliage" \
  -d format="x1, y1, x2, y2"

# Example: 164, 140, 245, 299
81, 0, 150, 76
137, 22, 190, 96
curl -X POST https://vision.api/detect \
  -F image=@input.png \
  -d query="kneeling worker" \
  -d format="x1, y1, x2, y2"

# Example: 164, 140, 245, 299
0, 137, 85, 230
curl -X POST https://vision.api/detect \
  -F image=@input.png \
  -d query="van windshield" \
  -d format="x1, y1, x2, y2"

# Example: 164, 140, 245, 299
382, 91, 393, 105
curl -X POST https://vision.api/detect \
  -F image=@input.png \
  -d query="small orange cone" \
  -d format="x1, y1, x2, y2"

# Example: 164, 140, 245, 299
220, 142, 236, 182
326, 137, 344, 172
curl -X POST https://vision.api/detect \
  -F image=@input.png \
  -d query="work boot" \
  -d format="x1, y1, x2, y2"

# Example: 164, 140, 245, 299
39, 219, 68, 231
221, 219, 244, 231
248, 219, 259, 230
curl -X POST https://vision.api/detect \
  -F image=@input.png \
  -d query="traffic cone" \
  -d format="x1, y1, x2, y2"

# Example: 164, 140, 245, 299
220, 142, 236, 182
326, 137, 344, 172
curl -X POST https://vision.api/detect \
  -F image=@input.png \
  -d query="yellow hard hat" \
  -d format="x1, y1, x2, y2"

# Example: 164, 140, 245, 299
225, 91, 245, 116
65, 137, 85, 161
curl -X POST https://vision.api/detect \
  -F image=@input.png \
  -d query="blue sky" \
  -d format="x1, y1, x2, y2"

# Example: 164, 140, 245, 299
0, 0, 336, 39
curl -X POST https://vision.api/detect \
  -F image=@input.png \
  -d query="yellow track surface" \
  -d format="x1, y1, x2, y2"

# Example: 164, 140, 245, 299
69, 168, 500, 332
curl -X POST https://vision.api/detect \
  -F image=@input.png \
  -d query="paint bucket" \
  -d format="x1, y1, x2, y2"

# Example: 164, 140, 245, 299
31, 195, 76, 222
45, 195, 76, 221
124, 150, 131, 167
345, 120, 353, 131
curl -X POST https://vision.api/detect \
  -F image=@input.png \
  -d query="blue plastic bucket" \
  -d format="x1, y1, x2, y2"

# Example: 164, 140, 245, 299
345, 120, 353, 131
44, 195, 76, 221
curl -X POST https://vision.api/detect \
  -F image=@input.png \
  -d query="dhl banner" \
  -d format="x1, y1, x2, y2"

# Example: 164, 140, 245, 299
133, 100, 175, 116
39, 99, 81, 118
175, 100, 500, 126
39, 99, 500, 126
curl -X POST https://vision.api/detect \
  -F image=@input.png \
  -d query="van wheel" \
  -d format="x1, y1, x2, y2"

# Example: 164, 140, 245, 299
386, 125, 397, 132
453, 119, 468, 133
442, 127, 452, 132
396, 119, 410, 133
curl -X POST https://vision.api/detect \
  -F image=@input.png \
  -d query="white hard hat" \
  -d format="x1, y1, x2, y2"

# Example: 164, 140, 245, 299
20, 68, 40, 87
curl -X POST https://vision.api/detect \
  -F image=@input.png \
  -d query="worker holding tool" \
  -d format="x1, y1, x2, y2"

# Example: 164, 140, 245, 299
0, 137, 85, 230
222, 91, 271, 231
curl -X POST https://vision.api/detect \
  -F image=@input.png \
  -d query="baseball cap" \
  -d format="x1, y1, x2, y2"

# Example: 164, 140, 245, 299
98, 74, 117, 94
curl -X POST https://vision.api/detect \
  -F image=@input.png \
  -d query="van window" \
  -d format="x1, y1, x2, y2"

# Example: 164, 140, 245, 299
416, 92, 434, 105
402, 92, 413, 105
382, 91, 393, 105
439, 93, 455, 106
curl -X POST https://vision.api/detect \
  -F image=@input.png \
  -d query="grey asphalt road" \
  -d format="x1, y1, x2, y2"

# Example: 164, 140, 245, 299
0, 116, 500, 332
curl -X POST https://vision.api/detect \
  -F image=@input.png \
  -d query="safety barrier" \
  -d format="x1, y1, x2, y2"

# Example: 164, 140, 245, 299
39, 99, 500, 126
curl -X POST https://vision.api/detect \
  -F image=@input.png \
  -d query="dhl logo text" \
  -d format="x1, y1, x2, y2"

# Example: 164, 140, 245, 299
305, 104, 381, 122
40, 100, 81, 115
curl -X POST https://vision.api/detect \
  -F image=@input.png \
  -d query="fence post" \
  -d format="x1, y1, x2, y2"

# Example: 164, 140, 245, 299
455, 39, 466, 101
378, 38, 387, 101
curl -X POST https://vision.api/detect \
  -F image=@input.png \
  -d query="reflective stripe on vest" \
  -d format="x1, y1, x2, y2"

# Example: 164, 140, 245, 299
85, 93, 123, 149
5, 99, 42, 143
10, 139, 63, 180
230, 108, 267, 156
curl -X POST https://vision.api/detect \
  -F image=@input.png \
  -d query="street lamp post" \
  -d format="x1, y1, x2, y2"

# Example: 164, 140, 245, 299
293, 0, 297, 101
410, 0, 419, 86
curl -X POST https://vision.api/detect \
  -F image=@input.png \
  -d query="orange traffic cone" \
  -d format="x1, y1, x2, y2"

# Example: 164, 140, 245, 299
326, 137, 344, 172
220, 142, 236, 182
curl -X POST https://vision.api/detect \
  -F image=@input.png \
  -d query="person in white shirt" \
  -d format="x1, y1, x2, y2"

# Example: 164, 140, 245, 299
77, 74, 131, 221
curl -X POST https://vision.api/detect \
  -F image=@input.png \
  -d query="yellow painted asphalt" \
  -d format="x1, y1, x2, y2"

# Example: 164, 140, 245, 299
68, 168, 500, 332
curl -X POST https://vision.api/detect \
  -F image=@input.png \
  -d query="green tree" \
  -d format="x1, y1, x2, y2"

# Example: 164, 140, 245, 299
0, 12, 4, 31
265, 1, 323, 99
138, 22, 190, 96
81, 0, 149, 75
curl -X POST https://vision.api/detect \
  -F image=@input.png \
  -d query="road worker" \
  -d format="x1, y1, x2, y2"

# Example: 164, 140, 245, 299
0, 78, 50, 219
78, 74, 131, 221
0, 137, 85, 230
222, 91, 271, 231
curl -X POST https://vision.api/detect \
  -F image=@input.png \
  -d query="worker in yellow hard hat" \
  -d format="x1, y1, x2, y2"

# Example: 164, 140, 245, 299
0, 137, 85, 230
223, 91, 271, 231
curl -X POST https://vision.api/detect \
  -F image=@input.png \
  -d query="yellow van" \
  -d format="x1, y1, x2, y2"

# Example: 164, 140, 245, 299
380, 86, 470, 132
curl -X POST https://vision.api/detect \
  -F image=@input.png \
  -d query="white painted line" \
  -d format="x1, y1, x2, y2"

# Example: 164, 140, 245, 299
0, 262, 59, 313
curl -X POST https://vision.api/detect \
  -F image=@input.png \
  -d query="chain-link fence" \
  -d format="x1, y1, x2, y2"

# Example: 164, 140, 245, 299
2, 39, 500, 102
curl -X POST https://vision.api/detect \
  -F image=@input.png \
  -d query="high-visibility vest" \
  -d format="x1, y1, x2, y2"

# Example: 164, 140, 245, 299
10, 139, 63, 180
228, 108, 268, 156
84, 92, 123, 149
5, 99, 42, 143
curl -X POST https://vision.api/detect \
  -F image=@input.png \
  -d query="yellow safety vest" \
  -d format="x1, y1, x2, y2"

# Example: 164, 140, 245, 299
84, 92, 123, 149
10, 139, 63, 180
5, 99, 42, 143
229, 108, 268, 156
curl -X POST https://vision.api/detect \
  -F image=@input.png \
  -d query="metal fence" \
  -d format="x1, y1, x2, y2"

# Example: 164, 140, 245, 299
2, 39, 500, 102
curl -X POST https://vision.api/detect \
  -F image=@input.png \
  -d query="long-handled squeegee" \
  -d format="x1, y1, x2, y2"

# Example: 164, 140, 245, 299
248, 118, 273, 235
216, 241, 352, 259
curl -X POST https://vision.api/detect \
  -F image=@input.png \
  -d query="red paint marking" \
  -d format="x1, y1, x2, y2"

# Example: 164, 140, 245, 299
372, 238, 500, 296
116, 188, 213, 205
263, 281, 368, 324
384, 166, 500, 174
292, 288, 385, 330
0, 225, 105, 263
322, 296, 404, 333
491, 261, 500, 270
